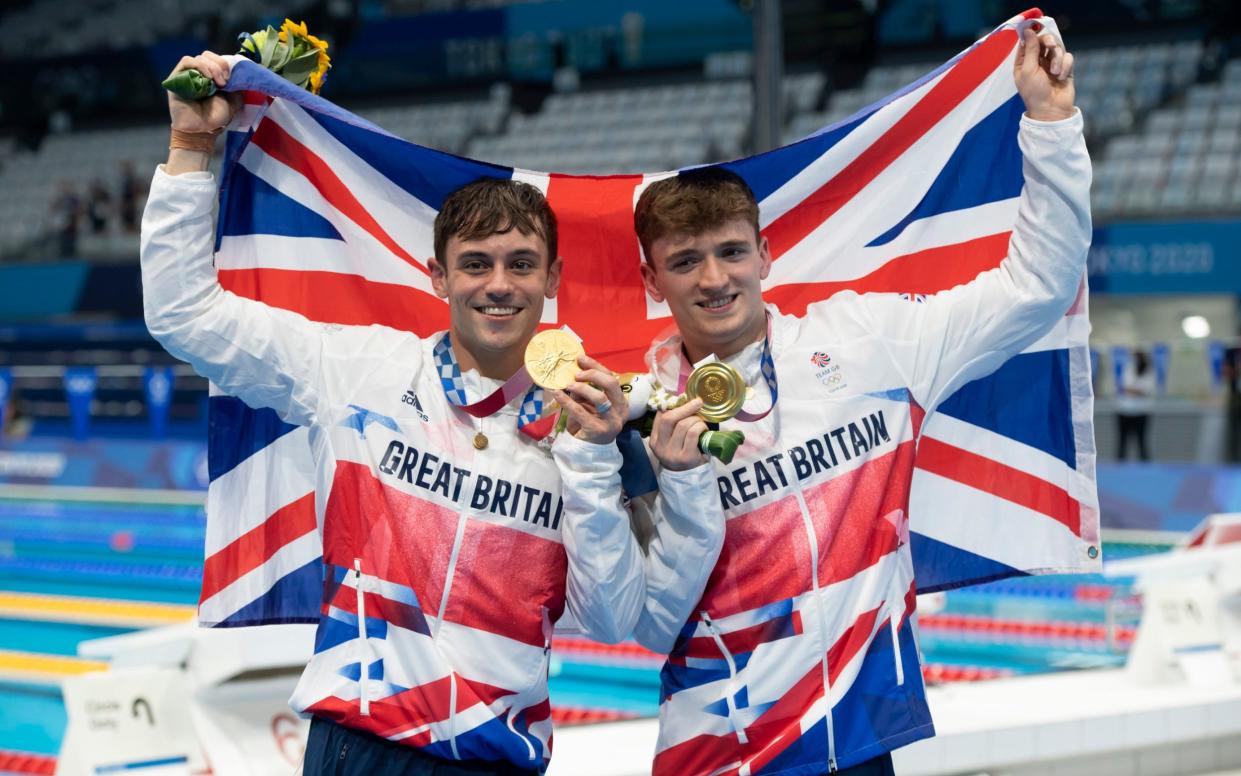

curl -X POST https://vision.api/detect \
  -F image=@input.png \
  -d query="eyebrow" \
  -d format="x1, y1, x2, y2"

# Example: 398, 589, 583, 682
715, 240, 750, 253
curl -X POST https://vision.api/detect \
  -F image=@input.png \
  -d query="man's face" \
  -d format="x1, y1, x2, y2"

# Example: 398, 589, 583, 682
640, 218, 771, 361
431, 228, 560, 373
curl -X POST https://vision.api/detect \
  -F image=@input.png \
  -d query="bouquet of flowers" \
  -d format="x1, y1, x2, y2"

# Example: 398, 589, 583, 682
163, 18, 331, 99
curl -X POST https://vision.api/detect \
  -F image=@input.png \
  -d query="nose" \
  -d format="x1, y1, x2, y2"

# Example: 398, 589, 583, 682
483, 265, 515, 299
697, 256, 728, 291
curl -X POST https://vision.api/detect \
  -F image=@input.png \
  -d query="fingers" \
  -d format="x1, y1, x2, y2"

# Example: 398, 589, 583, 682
669, 413, 707, 454
551, 389, 593, 430
658, 396, 705, 426
1059, 51, 1075, 82
1018, 27, 1040, 76
563, 379, 607, 410
170, 52, 231, 87
650, 399, 699, 446
1040, 33, 1064, 76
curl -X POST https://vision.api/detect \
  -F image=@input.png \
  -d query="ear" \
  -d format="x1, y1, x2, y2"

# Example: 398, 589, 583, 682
639, 261, 665, 303
429, 257, 449, 299
545, 256, 563, 299
757, 235, 773, 281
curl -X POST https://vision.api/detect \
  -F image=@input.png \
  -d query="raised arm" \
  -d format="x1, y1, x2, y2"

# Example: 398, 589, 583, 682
143, 52, 396, 425
819, 27, 1090, 411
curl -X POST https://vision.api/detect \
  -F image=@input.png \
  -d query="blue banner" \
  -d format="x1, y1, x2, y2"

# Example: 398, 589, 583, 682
1111, 346, 1129, 393
1088, 220, 1241, 294
1151, 343, 1170, 395
0, 368, 11, 438
143, 366, 174, 440
63, 366, 97, 442
1089, 348, 1099, 388
1209, 341, 1226, 393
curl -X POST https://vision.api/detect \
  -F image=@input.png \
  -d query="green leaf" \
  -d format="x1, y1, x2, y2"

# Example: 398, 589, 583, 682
281, 50, 319, 87
259, 24, 279, 66
161, 69, 217, 100
270, 39, 295, 72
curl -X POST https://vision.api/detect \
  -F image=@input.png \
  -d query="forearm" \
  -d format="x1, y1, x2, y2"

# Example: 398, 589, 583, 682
1005, 109, 1092, 306
140, 166, 319, 425
631, 464, 724, 654
552, 434, 645, 644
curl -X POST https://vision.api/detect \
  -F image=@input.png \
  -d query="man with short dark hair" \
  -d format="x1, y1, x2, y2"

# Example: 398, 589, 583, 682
142, 52, 721, 775
631, 26, 1091, 776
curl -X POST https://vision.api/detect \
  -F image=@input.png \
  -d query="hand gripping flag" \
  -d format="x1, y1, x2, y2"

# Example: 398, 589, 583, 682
199, 8, 1098, 627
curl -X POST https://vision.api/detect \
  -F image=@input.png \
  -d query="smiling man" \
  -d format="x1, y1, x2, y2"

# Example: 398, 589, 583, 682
632, 26, 1091, 776
142, 51, 721, 776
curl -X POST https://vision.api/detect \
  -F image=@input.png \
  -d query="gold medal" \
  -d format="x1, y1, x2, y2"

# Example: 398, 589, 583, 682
524, 330, 584, 390
473, 432, 488, 450
685, 362, 747, 423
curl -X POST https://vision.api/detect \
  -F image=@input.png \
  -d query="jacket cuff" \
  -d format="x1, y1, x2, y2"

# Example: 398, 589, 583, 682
551, 431, 624, 474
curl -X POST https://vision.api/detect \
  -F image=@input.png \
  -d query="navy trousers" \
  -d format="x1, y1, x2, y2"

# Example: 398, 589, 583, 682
302, 717, 541, 776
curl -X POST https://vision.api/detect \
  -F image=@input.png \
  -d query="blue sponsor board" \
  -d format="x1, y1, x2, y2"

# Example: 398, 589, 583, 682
0, 437, 208, 491
1098, 462, 1241, 534
1088, 220, 1241, 294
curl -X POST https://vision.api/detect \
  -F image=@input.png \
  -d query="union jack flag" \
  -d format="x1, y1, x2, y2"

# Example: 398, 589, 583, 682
198, 8, 1098, 629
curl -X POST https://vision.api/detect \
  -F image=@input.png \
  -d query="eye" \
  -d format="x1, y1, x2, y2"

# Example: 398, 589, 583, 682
461, 260, 489, 273
512, 259, 536, 272
671, 256, 699, 272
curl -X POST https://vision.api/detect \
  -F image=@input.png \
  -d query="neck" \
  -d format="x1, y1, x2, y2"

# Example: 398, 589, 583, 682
450, 332, 525, 381
683, 315, 766, 365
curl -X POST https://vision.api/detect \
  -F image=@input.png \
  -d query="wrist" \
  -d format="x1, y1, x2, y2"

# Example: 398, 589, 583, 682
1024, 106, 1077, 123
165, 148, 212, 175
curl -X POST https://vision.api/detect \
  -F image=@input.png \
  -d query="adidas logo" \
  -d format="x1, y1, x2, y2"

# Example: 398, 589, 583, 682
401, 389, 429, 421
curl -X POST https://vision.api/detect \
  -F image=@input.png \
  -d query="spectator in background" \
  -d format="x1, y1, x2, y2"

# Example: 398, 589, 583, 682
86, 178, 112, 234
1223, 346, 1241, 463
1117, 349, 1156, 461
50, 180, 81, 256
118, 160, 141, 233
1, 388, 33, 443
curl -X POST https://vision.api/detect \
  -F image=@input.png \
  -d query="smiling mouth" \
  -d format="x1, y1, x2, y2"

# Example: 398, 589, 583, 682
697, 294, 738, 311
476, 305, 522, 317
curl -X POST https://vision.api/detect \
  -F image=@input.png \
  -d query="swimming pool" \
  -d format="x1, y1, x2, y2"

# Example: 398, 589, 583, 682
0, 494, 1164, 760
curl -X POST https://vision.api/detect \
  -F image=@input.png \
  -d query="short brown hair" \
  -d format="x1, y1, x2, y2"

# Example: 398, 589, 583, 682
634, 167, 759, 262
434, 177, 558, 265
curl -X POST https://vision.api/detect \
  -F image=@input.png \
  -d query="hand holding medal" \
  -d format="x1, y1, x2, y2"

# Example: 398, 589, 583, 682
525, 331, 626, 445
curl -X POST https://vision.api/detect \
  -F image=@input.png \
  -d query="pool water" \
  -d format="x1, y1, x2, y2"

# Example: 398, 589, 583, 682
0, 496, 1164, 757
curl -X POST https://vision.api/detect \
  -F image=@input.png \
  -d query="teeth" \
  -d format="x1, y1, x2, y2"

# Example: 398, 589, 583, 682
703, 296, 735, 309
480, 306, 519, 315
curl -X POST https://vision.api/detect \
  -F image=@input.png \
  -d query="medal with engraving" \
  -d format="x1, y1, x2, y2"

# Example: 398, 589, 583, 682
524, 330, 585, 390
685, 362, 747, 423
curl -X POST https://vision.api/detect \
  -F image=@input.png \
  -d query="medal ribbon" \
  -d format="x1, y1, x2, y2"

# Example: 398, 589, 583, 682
433, 334, 555, 440
677, 314, 777, 423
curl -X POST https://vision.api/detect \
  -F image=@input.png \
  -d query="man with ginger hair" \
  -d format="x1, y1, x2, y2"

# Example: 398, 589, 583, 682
630, 25, 1090, 776
143, 51, 721, 775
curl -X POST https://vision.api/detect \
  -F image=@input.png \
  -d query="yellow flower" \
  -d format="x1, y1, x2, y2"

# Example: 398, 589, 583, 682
277, 18, 309, 44
308, 51, 331, 93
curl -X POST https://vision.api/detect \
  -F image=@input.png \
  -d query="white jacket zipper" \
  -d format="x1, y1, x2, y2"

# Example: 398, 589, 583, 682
781, 459, 838, 773
433, 508, 471, 759
700, 611, 748, 745
890, 572, 906, 686
354, 558, 372, 716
